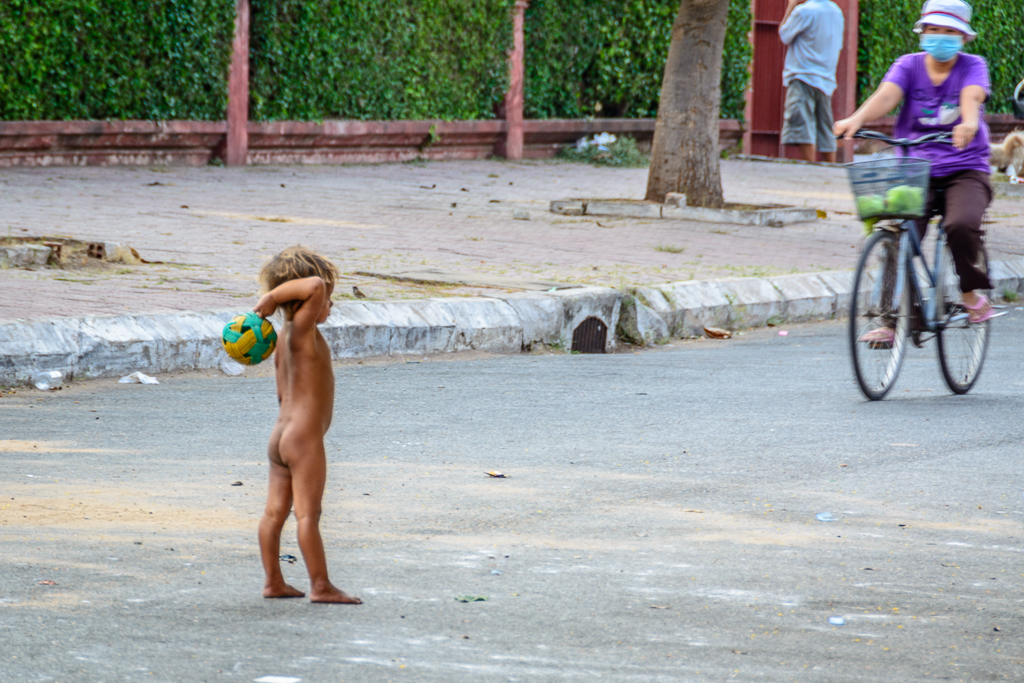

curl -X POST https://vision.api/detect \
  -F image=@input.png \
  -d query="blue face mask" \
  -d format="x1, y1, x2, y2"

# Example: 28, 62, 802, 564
920, 34, 963, 62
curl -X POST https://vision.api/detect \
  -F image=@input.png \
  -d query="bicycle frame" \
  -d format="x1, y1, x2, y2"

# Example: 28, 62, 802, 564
891, 219, 948, 334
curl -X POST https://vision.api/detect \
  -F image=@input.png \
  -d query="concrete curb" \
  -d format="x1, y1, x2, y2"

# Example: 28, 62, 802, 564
1, 244, 52, 269
0, 286, 621, 385
993, 182, 1024, 199
550, 198, 819, 227
3, 264, 1022, 386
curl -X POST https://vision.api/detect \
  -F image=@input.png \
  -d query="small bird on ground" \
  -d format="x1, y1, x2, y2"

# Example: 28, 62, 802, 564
352, 286, 367, 299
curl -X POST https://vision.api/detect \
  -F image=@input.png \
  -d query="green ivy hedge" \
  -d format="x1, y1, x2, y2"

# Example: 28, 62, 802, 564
523, 0, 752, 121
0, 0, 235, 121
859, 0, 1021, 114
248, 0, 514, 121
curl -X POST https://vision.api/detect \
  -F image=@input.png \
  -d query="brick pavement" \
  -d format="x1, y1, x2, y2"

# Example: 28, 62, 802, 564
2, 158, 1022, 323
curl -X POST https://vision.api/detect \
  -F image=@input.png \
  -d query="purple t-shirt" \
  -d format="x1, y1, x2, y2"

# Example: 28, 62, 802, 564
883, 52, 991, 177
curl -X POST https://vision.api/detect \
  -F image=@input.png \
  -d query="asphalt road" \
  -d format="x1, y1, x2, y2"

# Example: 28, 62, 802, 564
2, 315, 1023, 682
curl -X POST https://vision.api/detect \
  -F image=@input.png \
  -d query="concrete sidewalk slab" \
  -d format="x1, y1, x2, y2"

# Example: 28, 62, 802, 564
3, 160, 1023, 325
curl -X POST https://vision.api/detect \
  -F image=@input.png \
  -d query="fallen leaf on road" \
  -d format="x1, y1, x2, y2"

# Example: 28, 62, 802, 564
485, 471, 507, 478
703, 326, 731, 339
231, 481, 243, 486
731, 649, 748, 655
455, 595, 488, 602
684, 509, 704, 513
38, 580, 57, 585
650, 605, 669, 610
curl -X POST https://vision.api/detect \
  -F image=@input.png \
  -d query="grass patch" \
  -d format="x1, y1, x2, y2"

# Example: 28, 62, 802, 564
654, 244, 685, 254
1003, 289, 1019, 303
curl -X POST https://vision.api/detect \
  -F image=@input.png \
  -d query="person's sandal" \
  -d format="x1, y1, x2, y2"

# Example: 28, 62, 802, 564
858, 327, 896, 349
963, 294, 995, 324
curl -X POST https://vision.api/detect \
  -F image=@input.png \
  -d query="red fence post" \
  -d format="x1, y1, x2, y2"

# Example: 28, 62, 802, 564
831, 0, 859, 163
744, 0, 787, 157
498, 0, 528, 160
225, 0, 250, 166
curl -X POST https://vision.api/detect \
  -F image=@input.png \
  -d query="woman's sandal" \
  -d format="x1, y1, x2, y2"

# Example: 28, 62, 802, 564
858, 327, 896, 348
963, 294, 995, 324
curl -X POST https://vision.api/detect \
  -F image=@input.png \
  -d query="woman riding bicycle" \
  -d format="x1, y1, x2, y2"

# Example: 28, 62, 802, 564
835, 0, 995, 338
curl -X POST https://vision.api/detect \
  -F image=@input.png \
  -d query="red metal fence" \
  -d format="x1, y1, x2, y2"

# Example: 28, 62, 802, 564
2, 0, 1018, 169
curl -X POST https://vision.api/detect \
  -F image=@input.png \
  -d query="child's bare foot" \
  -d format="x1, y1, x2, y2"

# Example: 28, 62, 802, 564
263, 583, 306, 599
310, 585, 362, 604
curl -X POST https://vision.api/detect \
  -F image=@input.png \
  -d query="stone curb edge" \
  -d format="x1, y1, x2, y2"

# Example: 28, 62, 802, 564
550, 198, 819, 227
3, 261, 1022, 386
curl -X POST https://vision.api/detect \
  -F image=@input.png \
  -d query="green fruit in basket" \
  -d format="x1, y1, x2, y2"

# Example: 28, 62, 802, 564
856, 194, 886, 218
885, 185, 924, 215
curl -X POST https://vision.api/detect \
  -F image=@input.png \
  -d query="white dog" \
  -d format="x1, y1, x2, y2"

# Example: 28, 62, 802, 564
990, 131, 1024, 175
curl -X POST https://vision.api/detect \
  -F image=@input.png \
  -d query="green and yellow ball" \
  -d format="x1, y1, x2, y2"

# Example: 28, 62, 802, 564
222, 312, 277, 365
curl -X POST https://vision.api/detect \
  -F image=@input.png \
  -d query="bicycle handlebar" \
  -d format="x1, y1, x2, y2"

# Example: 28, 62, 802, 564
838, 130, 953, 147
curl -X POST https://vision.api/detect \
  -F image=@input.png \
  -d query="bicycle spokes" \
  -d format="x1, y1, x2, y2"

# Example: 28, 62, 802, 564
849, 231, 909, 400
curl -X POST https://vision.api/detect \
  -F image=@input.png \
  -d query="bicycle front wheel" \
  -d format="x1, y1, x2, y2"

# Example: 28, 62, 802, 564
936, 242, 990, 394
849, 230, 911, 400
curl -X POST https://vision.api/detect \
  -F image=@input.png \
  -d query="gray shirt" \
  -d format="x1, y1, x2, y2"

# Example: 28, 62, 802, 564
779, 0, 844, 96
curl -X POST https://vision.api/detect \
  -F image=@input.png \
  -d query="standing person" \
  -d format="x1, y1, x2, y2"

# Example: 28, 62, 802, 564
835, 0, 995, 327
253, 246, 362, 604
779, 0, 845, 163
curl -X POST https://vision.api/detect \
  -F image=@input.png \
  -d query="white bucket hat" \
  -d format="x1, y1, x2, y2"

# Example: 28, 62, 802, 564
914, 0, 977, 42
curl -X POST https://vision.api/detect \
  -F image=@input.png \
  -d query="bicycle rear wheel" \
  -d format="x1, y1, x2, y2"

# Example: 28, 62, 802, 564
849, 230, 911, 400
936, 241, 990, 394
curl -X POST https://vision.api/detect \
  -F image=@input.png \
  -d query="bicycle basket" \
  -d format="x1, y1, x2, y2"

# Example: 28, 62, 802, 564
845, 156, 931, 221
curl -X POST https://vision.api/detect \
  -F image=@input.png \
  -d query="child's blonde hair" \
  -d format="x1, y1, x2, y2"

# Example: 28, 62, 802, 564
260, 246, 339, 316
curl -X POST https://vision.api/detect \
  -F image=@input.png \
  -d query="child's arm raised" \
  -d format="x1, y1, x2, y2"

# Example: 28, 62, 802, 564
254, 277, 328, 334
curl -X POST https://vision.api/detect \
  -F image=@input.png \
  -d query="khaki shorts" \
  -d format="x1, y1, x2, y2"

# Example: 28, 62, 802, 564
781, 79, 836, 152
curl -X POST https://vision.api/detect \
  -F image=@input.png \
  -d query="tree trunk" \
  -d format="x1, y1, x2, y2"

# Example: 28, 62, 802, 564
645, 0, 731, 208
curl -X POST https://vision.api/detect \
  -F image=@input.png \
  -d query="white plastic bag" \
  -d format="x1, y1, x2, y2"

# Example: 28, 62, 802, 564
118, 371, 159, 385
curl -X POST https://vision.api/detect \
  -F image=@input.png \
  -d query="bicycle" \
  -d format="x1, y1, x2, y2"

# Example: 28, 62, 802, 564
843, 130, 1004, 401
